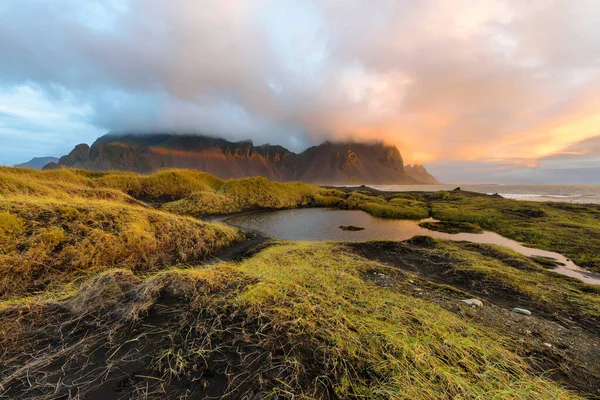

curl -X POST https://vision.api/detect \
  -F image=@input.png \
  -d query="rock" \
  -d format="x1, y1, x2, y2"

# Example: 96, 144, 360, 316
543, 342, 553, 348
461, 299, 483, 307
453, 187, 461, 191
512, 307, 532, 316
339, 225, 365, 231
408, 279, 415, 284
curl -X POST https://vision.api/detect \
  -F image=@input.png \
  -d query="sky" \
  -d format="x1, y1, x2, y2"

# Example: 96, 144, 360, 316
1, 0, 600, 183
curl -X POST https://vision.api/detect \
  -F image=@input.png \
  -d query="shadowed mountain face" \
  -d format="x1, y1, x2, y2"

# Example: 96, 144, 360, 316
46, 133, 438, 184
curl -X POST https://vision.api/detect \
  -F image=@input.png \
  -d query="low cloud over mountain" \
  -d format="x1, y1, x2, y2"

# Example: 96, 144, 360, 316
1, 1, 599, 183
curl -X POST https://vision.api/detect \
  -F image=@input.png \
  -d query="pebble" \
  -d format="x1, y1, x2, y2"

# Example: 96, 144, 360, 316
543, 342, 553, 348
461, 298, 483, 307
512, 307, 532, 316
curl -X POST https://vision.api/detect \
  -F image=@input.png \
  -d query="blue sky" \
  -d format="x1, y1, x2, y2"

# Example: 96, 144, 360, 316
1, 0, 600, 183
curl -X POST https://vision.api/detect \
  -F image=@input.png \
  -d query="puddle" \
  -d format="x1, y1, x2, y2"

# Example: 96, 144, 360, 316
225, 208, 600, 286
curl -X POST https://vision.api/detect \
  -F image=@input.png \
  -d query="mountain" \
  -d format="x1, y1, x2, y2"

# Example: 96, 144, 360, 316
15, 156, 59, 170
403, 164, 440, 184
45, 133, 438, 184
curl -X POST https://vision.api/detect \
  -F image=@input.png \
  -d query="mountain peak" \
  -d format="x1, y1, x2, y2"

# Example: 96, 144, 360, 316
46, 133, 437, 184
15, 156, 60, 170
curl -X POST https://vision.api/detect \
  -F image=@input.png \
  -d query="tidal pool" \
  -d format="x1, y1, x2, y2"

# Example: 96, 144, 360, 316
225, 208, 600, 286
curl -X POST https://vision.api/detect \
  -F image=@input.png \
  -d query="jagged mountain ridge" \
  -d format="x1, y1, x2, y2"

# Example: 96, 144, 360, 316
46, 133, 439, 184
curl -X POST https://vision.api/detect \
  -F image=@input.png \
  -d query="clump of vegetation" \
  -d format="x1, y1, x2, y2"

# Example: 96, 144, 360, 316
343, 192, 429, 219
530, 256, 563, 269
94, 169, 225, 202
0, 243, 582, 399
0, 200, 241, 300
218, 177, 318, 210
0, 211, 25, 242
419, 220, 483, 234
162, 177, 346, 216
339, 225, 365, 231
162, 190, 238, 217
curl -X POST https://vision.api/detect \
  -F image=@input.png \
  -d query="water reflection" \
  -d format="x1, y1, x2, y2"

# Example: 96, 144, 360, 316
225, 208, 600, 286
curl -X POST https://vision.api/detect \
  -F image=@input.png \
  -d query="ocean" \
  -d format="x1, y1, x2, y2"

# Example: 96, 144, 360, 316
368, 184, 600, 205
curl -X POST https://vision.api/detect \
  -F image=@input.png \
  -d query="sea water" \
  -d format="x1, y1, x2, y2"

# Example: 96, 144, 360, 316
368, 184, 600, 204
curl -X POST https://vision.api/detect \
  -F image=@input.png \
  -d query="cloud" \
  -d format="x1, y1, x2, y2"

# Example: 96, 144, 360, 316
1, 0, 599, 181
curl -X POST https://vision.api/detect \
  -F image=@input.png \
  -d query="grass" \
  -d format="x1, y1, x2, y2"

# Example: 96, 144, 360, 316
0, 199, 241, 300
343, 192, 430, 219
1, 167, 598, 397
435, 241, 600, 323
419, 220, 483, 234
233, 242, 576, 398
428, 192, 600, 271
0, 242, 583, 399
0, 168, 343, 213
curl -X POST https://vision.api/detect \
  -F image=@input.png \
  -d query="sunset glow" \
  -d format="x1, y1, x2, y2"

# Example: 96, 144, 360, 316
1, 0, 599, 182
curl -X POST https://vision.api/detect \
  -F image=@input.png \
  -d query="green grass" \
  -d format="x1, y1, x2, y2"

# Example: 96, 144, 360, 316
419, 220, 483, 233
178, 243, 580, 398
343, 192, 430, 219
429, 192, 600, 271
436, 241, 600, 321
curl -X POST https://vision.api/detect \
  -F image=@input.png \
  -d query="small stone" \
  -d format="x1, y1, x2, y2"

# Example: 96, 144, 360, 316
543, 342, 552, 348
524, 330, 532, 335
512, 307, 532, 316
461, 299, 483, 307
413, 288, 423, 292
408, 279, 415, 284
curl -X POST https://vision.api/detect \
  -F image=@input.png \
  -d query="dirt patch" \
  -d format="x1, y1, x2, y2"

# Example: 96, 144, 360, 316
0, 272, 336, 400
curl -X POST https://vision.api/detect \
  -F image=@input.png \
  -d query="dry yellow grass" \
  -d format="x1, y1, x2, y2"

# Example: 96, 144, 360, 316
0, 200, 241, 300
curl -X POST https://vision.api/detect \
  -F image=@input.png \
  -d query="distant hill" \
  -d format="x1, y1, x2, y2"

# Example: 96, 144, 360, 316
45, 133, 439, 184
403, 164, 439, 184
15, 157, 59, 170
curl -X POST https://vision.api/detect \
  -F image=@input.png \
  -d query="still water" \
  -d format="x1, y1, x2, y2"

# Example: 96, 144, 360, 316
225, 208, 600, 285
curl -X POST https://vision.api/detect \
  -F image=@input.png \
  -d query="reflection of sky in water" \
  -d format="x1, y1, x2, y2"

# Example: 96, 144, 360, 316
226, 208, 600, 286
